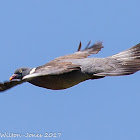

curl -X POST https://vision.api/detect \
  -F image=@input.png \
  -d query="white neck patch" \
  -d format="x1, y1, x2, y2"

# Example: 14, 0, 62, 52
29, 68, 36, 74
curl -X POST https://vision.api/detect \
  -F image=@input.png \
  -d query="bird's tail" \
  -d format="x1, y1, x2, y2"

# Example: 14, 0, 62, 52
95, 43, 140, 76
111, 43, 140, 60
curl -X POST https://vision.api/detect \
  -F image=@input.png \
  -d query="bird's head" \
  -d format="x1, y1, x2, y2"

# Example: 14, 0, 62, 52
9, 67, 32, 81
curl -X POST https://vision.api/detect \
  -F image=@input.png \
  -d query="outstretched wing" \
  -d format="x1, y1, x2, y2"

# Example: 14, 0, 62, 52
27, 61, 81, 77
0, 80, 26, 92
47, 41, 103, 62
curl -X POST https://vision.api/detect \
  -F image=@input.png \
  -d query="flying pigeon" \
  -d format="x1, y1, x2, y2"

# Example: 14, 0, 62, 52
0, 41, 140, 92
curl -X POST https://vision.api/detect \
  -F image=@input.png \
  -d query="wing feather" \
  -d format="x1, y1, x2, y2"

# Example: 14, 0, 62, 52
0, 80, 26, 92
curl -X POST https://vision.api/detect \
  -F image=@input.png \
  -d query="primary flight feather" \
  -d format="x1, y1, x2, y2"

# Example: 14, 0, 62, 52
0, 41, 140, 92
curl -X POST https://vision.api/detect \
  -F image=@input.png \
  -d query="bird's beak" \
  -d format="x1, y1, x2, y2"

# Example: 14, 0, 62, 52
9, 74, 17, 81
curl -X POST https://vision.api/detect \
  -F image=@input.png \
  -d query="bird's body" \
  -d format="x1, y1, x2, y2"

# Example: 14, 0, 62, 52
0, 42, 140, 92
28, 70, 90, 90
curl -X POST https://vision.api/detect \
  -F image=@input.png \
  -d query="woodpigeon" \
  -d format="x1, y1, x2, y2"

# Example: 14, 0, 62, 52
0, 41, 140, 92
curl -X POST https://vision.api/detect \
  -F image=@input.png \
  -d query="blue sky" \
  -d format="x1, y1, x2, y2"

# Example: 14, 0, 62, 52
0, 0, 140, 140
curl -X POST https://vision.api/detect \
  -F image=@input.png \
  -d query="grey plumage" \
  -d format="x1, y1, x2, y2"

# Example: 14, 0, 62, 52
0, 42, 140, 92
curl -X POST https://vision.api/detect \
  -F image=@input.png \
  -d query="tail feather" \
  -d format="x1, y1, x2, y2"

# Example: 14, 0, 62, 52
95, 43, 140, 76
111, 43, 140, 60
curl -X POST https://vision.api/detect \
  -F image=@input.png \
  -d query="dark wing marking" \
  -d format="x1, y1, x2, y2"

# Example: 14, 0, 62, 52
84, 40, 91, 50
0, 80, 26, 92
77, 41, 82, 51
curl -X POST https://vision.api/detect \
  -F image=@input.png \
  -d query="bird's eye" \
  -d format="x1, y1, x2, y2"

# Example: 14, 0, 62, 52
19, 70, 22, 73
17, 70, 22, 76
